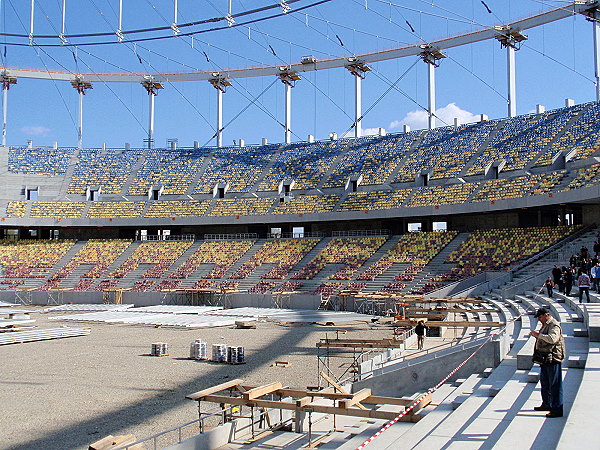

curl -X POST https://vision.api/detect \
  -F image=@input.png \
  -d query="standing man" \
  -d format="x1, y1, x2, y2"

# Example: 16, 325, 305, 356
578, 270, 591, 303
551, 265, 563, 293
415, 320, 428, 350
593, 262, 600, 292
530, 308, 565, 418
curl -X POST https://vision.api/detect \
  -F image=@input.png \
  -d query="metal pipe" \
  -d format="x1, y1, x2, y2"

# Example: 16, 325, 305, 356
354, 73, 362, 138
507, 45, 517, 117
285, 82, 291, 144
61, 0, 66, 43
148, 90, 155, 148
216, 88, 223, 147
29, 0, 34, 44
427, 62, 436, 129
2, 84, 7, 146
78, 88, 83, 149
594, 10, 600, 101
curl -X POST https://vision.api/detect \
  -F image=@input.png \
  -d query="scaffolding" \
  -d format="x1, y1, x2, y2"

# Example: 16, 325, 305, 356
187, 379, 430, 447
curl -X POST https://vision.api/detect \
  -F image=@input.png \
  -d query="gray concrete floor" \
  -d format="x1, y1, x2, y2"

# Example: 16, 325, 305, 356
0, 308, 394, 450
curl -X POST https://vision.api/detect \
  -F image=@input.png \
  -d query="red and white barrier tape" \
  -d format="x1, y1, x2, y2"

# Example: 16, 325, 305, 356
356, 308, 526, 449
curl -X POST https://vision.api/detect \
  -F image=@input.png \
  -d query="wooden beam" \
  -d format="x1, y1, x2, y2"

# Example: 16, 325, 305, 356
200, 394, 410, 421
320, 371, 367, 410
339, 388, 372, 409
186, 379, 244, 400
242, 382, 283, 401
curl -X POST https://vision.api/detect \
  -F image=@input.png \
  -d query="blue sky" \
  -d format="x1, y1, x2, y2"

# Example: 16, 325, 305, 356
0, 0, 596, 148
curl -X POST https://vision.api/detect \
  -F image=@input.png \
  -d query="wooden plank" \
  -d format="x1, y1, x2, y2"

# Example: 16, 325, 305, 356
339, 388, 372, 409
316, 342, 404, 349
186, 379, 244, 400
296, 397, 312, 407
320, 371, 367, 411
200, 395, 404, 421
240, 385, 354, 400
243, 382, 283, 400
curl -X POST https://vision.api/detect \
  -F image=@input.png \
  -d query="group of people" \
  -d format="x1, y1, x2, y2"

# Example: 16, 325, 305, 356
544, 242, 600, 303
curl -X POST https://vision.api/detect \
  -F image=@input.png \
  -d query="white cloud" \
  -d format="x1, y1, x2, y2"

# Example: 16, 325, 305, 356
361, 127, 381, 136
390, 103, 480, 130
20, 125, 51, 137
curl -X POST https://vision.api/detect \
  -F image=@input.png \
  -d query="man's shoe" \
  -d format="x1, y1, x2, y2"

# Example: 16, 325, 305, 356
546, 406, 563, 418
534, 405, 550, 411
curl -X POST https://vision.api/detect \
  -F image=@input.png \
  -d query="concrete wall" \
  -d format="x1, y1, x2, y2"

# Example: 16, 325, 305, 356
352, 340, 502, 398
0, 289, 323, 309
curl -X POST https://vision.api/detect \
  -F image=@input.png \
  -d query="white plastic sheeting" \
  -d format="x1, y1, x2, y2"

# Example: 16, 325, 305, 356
49, 307, 376, 328
45, 304, 134, 312
0, 327, 90, 345
127, 305, 223, 314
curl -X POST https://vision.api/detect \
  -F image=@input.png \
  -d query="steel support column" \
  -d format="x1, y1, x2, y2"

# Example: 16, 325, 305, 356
141, 79, 163, 149
507, 45, 517, 117
420, 47, 445, 130
217, 88, 223, 147
279, 71, 300, 144
496, 28, 526, 118
427, 62, 436, 129
70, 78, 92, 149
354, 74, 362, 138
285, 82, 291, 144
346, 61, 370, 138
593, 10, 600, 101
209, 76, 231, 148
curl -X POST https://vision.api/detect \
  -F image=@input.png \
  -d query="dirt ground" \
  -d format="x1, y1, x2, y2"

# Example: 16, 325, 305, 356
0, 308, 394, 450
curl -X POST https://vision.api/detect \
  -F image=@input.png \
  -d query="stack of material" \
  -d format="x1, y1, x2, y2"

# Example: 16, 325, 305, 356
227, 346, 245, 364
128, 305, 222, 314
0, 301, 18, 307
0, 327, 90, 345
151, 342, 169, 356
189, 339, 208, 360
212, 343, 227, 362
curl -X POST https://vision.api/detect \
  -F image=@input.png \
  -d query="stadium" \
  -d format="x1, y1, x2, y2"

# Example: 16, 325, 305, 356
1, 1, 600, 449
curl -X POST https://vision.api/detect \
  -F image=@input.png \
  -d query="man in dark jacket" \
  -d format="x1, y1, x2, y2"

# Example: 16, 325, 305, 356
530, 308, 565, 418
551, 266, 563, 293
415, 320, 428, 350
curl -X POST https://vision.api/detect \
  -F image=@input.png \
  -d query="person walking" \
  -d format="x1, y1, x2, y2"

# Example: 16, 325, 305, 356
551, 265, 563, 293
544, 277, 554, 298
530, 308, 565, 418
563, 267, 573, 297
578, 270, 591, 303
415, 320, 428, 350
593, 262, 600, 291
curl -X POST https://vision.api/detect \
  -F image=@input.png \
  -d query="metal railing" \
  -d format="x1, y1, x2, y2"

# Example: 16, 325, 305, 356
203, 233, 258, 240
139, 234, 195, 241
267, 231, 325, 239
118, 406, 232, 449
331, 229, 390, 237
357, 328, 502, 381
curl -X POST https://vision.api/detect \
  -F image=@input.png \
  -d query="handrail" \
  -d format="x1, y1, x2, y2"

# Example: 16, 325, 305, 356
203, 233, 258, 240
267, 231, 325, 239
139, 234, 195, 241
357, 328, 501, 381
331, 229, 390, 237
118, 406, 234, 449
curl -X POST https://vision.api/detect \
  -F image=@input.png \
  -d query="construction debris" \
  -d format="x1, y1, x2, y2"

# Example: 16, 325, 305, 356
88, 434, 137, 450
